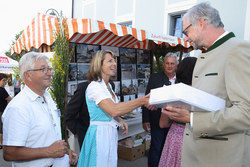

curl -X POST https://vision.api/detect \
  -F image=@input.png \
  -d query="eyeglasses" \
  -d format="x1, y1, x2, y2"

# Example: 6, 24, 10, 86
182, 24, 192, 37
27, 67, 53, 73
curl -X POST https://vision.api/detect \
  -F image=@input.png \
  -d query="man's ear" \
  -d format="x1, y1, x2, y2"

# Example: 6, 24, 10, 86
198, 18, 207, 29
23, 71, 32, 82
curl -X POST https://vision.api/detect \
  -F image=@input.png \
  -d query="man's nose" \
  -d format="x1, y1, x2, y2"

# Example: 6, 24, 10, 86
47, 70, 53, 76
184, 36, 189, 42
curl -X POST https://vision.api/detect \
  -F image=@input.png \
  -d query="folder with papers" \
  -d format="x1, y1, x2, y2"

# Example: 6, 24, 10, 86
149, 83, 225, 112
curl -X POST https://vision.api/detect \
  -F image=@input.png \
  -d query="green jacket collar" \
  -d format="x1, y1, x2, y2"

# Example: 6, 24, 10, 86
203, 32, 235, 53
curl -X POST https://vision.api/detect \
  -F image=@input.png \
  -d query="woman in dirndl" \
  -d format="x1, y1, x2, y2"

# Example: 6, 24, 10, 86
77, 50, 150, 167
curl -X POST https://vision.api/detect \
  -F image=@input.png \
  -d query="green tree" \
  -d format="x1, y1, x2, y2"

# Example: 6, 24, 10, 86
50, 17, 74, 139
5, 30, 24, 62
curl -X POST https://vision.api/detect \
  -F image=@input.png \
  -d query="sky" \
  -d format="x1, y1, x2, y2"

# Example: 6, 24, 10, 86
0, 0, 72, 56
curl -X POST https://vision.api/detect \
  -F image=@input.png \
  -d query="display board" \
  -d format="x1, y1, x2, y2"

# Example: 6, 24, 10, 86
68, 43, 151, 112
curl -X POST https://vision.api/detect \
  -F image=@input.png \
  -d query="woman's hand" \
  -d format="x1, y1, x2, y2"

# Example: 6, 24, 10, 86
117, 117, 128, 135
144, 93, 157, 110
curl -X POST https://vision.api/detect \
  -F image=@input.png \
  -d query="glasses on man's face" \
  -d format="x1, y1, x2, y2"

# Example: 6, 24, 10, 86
182, 23, 192, 37
27, 66, 53, 73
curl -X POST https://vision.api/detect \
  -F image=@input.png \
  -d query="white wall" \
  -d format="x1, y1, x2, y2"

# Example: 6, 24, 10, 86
244, 0, 250, 41
206, 0, 248, 40
134, 0, 165, 33
115, 0, 135, 25
74, 0, 250, 41
72, 0, 83, 18
95, 0, 116, 22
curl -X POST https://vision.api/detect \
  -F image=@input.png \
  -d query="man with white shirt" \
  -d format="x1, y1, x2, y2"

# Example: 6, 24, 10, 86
162, 2, 250, 167
142, 52, 178, 167
2, 52, 78, 167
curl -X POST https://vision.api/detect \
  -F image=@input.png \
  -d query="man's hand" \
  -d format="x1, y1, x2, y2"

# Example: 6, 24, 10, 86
68, 149, 78, 165
144, 104, 158, 111
143, 122, 151, 132
46, 140, 68, 158
162, 106, 190, 123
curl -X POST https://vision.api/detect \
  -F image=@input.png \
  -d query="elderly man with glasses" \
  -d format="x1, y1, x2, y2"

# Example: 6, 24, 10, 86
2, 52, 78, 167
162, 2, 250, 167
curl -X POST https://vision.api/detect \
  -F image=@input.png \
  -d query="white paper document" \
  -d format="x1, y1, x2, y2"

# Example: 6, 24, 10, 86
52, 154, 69, 167
149, 83, 225, 112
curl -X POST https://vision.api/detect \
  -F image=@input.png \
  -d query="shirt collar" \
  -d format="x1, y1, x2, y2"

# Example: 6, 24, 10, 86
23, 85, 49, 101
169, 75, 176, 85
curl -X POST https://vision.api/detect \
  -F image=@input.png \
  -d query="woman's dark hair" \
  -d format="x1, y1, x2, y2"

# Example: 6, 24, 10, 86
0, 73, 8, 81
176, 57, 197, 85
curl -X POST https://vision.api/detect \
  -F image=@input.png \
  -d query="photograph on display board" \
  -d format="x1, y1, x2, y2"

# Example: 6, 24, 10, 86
123, 94, 137, 113
113, 81, 121, 96
121, 64, 136, 80
123, 94, 135, 102
121, 79, 138, 95
76, 44, 100, 63
76, 43, 87, 53
70, 54, 76, 63
70, 43, 76, 63
68, 63, 77, 81
67, 81, 78, 96
137, 64, 151, 79
120, 48, 136, 64
101, 45, 119, 57
137, 49, 150, 64
138, 79, 148, 97
77, 64, 90, 81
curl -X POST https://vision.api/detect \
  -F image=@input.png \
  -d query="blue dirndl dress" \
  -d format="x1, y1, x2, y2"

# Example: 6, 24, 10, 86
77, 81, 119, 167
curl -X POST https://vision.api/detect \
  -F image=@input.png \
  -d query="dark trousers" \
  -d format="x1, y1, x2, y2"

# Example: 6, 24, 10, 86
76, 125, 88, 149
148, 127, 169, 167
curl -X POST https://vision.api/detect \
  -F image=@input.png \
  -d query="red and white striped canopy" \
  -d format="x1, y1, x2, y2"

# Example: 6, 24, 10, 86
11, 13, 192, 55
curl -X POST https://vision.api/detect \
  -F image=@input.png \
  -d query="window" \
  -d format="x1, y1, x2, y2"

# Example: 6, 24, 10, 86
169, 13, 190, 58
170, 13, 185, 38
118, 21, 132, 28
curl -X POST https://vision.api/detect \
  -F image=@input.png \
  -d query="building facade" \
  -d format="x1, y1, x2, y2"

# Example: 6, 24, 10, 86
72, 0, 250, 56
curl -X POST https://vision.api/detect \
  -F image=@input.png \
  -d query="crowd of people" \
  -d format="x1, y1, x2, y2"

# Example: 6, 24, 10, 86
1, 2, 249, 167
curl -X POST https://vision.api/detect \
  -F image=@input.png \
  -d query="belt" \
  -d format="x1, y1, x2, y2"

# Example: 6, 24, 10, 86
90, 119, 120, 128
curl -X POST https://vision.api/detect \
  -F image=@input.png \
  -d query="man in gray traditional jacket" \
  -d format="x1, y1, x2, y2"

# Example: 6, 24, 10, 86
162, 2, 250, 167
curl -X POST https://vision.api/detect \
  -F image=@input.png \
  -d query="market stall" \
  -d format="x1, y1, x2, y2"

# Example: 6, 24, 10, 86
11, 13, 192, 54
0, 54, 18, 74
0, 54, 19, 97
10, 13, 192, 153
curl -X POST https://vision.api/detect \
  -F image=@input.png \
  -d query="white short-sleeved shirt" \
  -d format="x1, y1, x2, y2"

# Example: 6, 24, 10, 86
2, 85, 61, 167
86, 79, 118, 105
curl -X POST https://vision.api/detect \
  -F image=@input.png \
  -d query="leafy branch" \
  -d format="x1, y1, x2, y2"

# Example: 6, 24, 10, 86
50, 17, 74, 139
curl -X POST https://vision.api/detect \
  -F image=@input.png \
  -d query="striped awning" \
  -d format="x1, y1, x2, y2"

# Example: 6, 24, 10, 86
11, 13, 192, 55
